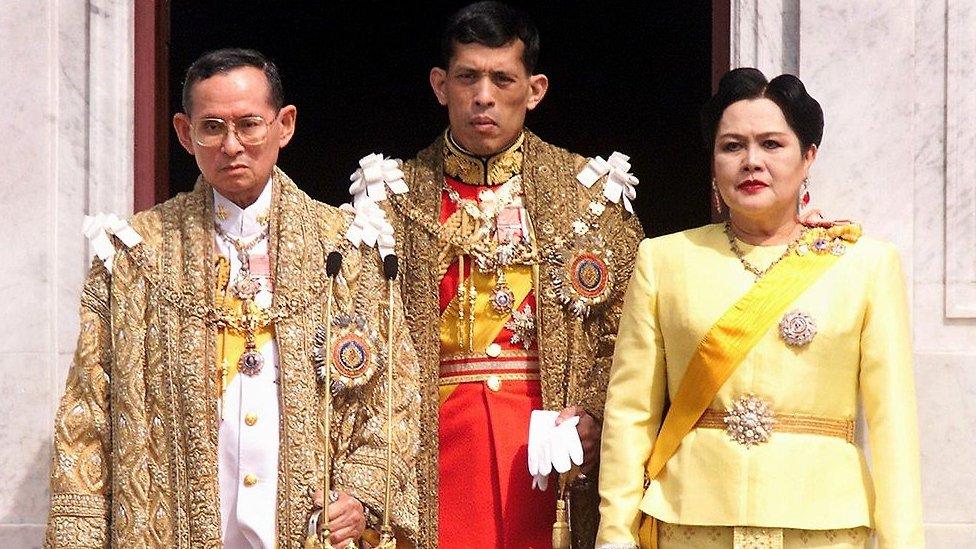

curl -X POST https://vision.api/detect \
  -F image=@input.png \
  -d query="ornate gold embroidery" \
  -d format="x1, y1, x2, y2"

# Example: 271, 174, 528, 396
443, 129, 525, 186
46, 169, 421, 548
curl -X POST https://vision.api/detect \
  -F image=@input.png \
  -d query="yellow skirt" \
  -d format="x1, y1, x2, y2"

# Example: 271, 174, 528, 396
657, 522, 871, 549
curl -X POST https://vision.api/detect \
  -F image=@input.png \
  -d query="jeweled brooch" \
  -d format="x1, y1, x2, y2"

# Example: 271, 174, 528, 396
505, 305, 536, 349
723, 395, 776, 446
489, 284, 516, 315
311, 313, 383, 393
549, 234, 614, 317
795, 223, 862, 258
778, 310, 817, 347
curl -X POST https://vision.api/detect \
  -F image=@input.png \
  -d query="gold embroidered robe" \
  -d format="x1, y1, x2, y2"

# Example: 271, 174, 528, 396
45, 169, 420, 548
384, 131, 645, 548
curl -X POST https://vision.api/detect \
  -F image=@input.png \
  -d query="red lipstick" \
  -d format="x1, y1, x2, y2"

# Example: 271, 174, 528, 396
737, 179, 768, 194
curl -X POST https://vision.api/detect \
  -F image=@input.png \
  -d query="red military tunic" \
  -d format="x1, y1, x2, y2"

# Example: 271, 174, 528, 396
436, 167, 557, 548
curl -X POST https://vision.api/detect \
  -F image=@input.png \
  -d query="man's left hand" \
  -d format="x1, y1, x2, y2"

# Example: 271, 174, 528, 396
556, 405, 601, 475
312, 489, 367, 547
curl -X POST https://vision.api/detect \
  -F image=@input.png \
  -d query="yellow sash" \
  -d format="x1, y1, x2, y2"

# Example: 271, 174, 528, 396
439, 264, 534, 352
215, 296, 274, 389
438, 264, 534, 404
638, 248, 842, 548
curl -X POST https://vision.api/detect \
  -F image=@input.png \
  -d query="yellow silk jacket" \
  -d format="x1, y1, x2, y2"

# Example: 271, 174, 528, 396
597, 224, 924, 548
384, 131, 645, 548
45, 169, 420, 548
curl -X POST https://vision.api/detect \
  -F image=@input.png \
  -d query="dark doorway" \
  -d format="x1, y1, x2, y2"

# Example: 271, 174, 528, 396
167, 1, 714, 236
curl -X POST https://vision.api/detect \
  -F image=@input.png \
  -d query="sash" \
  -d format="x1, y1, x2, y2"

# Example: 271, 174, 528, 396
438, 264, 535, 404
439, 264, 535, 352
638, 247, 843, 548
215, 296, 274, 388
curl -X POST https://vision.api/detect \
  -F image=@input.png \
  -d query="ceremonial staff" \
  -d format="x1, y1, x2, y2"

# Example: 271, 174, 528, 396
307, 251, 343, 549
378, 254, 399, 548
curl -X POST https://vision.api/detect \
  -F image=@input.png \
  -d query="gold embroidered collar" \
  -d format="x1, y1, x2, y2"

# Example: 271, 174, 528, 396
443, 129, 524, 186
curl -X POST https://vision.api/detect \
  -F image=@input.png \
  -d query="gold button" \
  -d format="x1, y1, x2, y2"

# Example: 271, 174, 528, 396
243, 474, 257, 487
486, 343, 502, 358
244, 412, 258, 426
486, 375, 502, 392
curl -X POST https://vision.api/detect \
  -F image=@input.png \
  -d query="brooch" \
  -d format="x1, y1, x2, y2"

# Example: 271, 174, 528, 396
505, 305, 536, 349
723, 395, 776, 446
795, 223, 861, 257
311, 313, 383, 393
549, 234, 614, 317
778, 310, 817, 347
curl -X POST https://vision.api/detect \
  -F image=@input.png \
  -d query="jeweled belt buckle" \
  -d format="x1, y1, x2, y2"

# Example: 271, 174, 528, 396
723, 395, 776, 446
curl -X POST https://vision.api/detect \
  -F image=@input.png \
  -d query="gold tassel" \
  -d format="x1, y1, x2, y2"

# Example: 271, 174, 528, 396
552, 471, 574, 549
375, 532, 397, 549
552, 498, 571, 549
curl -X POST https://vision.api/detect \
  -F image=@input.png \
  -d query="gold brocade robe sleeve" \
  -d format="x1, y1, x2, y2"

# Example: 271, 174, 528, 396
326, 227, 421, 543
44, 169, 421, 548
45, 260, 114, 548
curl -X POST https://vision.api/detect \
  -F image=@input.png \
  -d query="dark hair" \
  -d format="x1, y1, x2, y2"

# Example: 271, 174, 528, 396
441, 1, 540, 73
181, 48, 284, 115
701, 67, 824, 153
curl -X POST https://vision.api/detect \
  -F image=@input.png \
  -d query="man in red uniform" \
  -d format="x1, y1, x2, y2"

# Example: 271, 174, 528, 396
377, 2, 644, 547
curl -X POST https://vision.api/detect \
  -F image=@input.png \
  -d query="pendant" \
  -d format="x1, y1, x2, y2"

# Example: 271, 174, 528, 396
233, 275, 260, 300
489, 284, 515, 314
239, 349, 265, 376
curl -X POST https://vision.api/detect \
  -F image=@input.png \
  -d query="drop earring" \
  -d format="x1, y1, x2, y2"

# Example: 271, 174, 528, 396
712, 178, 723, 215
798, 177, 811, 214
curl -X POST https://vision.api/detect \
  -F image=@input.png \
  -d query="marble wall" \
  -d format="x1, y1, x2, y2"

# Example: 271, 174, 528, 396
731, 0, 976, 545
0, 1, 133, 546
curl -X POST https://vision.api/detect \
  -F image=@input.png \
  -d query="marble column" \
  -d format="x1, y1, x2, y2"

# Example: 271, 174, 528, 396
0, 0, 133, 546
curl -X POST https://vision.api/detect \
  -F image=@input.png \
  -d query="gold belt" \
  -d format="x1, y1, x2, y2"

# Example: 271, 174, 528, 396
437, 371, 541, 387
696, 408, 855, 444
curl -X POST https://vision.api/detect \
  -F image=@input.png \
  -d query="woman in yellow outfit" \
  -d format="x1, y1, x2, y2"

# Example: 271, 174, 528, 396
595, 68, 924, 549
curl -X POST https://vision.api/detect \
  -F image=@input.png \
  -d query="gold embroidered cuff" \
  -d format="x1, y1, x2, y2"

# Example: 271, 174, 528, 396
46, 494, 110, 549
49, 493, 109, 518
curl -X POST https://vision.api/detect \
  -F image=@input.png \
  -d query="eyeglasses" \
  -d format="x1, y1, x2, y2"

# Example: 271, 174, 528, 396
190, 114, 278, 147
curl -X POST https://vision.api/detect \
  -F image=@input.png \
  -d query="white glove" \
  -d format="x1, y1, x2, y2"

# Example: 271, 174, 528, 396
528, 410, 587, 490
550, 415, 583, 474
528, 410, 559, 490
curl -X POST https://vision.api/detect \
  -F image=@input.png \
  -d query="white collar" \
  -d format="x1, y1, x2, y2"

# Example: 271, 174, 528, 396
213, 178, 273, 239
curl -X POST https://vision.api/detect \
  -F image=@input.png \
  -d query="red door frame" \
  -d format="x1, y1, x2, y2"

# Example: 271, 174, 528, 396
133, 0, 170, 212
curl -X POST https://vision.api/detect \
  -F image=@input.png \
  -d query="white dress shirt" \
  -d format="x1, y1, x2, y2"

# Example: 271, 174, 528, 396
214, 181, 280, 549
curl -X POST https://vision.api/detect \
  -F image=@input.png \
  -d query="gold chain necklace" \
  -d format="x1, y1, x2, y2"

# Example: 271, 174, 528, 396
724, 221, 806, 280
213, 222, 269, 300
440, 178, 531, 351
211, 221, 272, 376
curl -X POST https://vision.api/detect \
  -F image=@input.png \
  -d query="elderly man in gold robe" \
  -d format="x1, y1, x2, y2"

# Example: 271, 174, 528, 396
359, 3, 644, 548
44, 48, 420, 549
